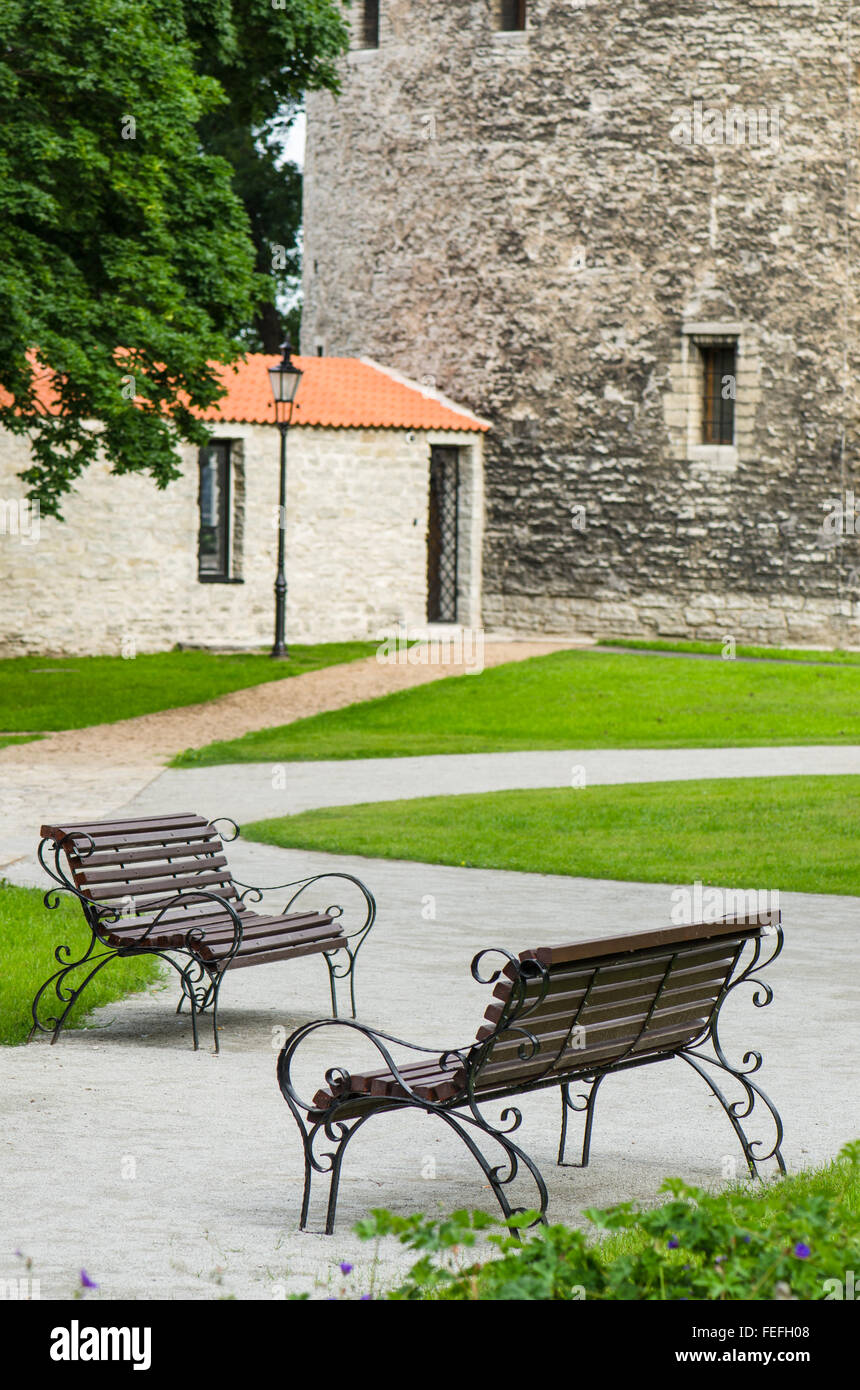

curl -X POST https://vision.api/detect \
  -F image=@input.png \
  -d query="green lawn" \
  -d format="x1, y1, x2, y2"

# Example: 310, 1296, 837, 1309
0, 880, 164, 1046
243, 775, 860, 896
600, 638, 860, 664
0, 644, 376, 733
0, 735, 41, 751
175, 648, 860, 766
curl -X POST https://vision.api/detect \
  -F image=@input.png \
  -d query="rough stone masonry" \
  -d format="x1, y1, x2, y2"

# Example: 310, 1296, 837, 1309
302, 0, 860, 646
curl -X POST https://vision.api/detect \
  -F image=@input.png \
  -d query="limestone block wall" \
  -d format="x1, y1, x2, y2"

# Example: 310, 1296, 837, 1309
0, 423, 449, 656
302, 0, 860, 647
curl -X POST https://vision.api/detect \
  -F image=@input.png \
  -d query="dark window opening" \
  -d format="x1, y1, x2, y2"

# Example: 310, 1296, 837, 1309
198, 441, 231, 580
701, 344, 736, 446
427, 447, 459, 623
362, 0, 380, 48
499, 0, 527, 31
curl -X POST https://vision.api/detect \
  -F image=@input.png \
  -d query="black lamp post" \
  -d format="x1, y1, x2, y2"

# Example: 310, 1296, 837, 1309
267, 341, 303, 659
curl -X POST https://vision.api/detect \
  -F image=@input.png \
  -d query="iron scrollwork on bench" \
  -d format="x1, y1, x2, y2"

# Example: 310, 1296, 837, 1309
29, 813, 376, 1052
279, 915, 786, 1233
279, 948, 555, 1235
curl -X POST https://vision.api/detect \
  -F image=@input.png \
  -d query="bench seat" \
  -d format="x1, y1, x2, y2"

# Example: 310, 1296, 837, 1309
31, 812, 376, 1051
281, 911, 786, 1232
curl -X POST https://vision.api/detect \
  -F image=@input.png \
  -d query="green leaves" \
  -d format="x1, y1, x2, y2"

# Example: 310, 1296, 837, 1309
0, 0, 348, 515
352, 1143, 860, 1301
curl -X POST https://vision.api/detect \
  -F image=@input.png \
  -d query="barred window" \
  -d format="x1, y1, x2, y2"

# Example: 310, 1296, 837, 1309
701, 344, 737, 446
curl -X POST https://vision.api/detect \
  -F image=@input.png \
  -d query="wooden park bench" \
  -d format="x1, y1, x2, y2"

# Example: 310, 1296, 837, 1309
278, 912, 784, 1232
30, 813, 375, 1052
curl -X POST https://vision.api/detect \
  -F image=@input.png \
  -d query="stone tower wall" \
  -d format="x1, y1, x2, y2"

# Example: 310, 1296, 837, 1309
303, 0, 860, 645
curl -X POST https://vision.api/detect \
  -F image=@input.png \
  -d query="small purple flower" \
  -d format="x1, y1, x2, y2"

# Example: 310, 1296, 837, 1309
80, 1270, 99, 1290
667, 1238, 679, 1249
360, 1294, 372, 1300
715, 1255, 727, 1264
794, 1243, 811, 1259
742, 1235, 751, 1244
339, 1262, 353, 1276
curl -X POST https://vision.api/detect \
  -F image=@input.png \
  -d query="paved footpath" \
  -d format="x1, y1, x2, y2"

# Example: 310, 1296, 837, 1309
113, 743, 860, 829
1, 742, 858, 1300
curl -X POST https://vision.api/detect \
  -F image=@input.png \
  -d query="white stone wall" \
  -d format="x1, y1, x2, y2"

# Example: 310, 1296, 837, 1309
0, 423, 480, 656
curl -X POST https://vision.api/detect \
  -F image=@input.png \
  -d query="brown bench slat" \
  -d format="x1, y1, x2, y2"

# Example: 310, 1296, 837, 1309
523, 915, 775, 968
226, 936, 346, 970
83, 869, 238, 902
178, 922, 340, 959
42, 814, 210, 840
477, 1010, 715, 1085
61, 826, 221, 854
483, 951, 740, 1026
78, 840, 226, 869
491, 937, 746, 1005
104, 910, 337, 951
314, 1060, 465, 1112
181, 915, 336, 945
77, 854, 230, 886
478, 976, 728, 1046
485, 996, 720, 1068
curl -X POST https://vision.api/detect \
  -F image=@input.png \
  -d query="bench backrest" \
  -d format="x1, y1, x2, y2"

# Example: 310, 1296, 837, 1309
40, 814, 240, 929
470, 913, 779, 1096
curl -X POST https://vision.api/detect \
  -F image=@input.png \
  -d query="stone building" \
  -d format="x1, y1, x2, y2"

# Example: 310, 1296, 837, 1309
0, 356, 487, 656
301, 0, 860, 646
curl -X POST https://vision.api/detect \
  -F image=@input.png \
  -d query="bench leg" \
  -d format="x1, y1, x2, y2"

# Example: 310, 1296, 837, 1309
324, 948, 358, 1021
677, 1050, 786, 1179
209, 970, 225, 1054
558, 1075, 605, 1168
436, 1108, 549, 1234
174, 958, 226, 1052
29, 948, 120, 1045
295, 1116, 371, 1235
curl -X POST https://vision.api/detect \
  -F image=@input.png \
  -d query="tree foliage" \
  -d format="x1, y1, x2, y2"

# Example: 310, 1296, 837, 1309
185, 0, 349, 350
0, 0, 348, 516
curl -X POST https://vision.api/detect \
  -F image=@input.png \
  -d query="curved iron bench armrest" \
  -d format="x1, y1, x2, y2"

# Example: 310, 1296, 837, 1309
38, 833, 102, 912
278, 1017, 475, 1116
233, 871, 377, 945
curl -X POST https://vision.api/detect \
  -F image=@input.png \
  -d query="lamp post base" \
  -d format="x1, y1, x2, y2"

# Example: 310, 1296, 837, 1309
270, 643, 290, 660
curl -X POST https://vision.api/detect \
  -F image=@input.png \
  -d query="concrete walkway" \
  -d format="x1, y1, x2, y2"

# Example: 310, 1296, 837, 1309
111, 744, 860, 829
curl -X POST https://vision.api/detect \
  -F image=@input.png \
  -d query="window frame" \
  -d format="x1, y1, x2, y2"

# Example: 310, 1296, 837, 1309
197, 440, 233, 583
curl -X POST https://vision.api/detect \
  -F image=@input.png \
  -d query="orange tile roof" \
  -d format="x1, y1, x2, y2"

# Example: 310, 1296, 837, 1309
200, 354, 488, 432
0, 353, 488, 433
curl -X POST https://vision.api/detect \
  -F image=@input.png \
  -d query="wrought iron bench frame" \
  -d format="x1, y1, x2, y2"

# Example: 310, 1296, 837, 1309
278, 913, 784, 1233
30, 815, 376, 1053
